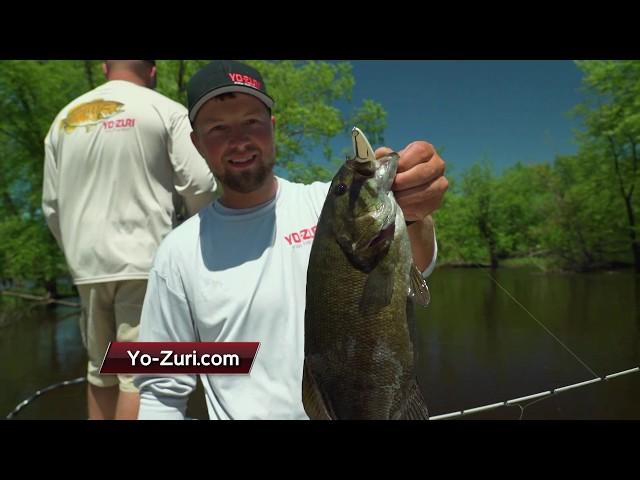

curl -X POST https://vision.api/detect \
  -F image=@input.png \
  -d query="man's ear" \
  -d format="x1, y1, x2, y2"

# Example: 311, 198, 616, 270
191, 130, 203, 157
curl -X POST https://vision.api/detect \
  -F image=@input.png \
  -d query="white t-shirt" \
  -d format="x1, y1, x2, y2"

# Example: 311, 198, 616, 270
43, 80, 217, 285
135, 177, 437, 420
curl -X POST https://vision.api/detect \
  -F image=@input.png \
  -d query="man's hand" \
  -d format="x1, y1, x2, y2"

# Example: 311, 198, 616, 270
375, 141, 447, 273
375, 141, 448, 222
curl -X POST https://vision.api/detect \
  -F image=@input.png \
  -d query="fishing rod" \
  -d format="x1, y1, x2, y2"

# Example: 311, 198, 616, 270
6, 377, 87, 420
428, 258, 639, 419
2, 294, 85, 419
429, 366, 640, 420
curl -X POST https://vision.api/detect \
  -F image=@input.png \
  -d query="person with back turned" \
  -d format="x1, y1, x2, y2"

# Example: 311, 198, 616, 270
42, 60, 218, 419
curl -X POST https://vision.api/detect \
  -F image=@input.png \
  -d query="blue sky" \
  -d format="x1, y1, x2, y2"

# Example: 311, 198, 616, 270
306, 60, 587, 178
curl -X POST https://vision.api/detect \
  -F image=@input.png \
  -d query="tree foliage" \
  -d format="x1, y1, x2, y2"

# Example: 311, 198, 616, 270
0, 60, 387, 289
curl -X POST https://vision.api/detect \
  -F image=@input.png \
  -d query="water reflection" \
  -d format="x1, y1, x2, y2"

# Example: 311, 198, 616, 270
419, 267, 640, 419
3, 268, 640, 419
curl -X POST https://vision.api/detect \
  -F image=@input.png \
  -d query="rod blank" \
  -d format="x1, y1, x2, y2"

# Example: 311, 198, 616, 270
430, 366, 640, 420
506, 391, 552, 405
553, 378, 602, 393
429, 411, 463, 420
462, 402, 506, 415
605, 367, 640, 380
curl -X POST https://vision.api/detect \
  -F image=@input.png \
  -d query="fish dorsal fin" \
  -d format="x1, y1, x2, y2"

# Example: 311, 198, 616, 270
408, 264, 431, 307
352, 127, 376, 164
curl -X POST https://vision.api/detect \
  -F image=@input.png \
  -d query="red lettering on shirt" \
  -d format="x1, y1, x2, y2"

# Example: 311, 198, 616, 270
103, 118, 136, 130
284, 225, 317, 246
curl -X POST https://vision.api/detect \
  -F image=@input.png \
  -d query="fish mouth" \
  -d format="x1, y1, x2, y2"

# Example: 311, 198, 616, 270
349, 127, 400, 251
376, 154, 398, 193
367, 222, 395, 248
351, 127, 398, 192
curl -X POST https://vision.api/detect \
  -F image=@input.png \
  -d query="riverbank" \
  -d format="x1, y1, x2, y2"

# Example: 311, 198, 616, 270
438, 256, 637, 273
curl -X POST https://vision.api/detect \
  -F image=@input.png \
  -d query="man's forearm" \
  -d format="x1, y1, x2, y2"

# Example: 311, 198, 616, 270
43, 211, 64, 250
407, 215, 436, 273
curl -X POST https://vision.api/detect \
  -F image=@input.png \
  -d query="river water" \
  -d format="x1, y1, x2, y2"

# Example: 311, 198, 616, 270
2, 267, 639, 419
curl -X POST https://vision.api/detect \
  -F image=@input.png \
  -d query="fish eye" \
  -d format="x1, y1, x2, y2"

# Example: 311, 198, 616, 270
334, 183, 348, 196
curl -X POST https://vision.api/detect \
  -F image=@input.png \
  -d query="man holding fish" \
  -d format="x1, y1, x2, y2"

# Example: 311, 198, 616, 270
135, 60, 448, 419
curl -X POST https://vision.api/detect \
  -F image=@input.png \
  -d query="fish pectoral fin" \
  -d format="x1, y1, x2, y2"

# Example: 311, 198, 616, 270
359, 265, 394, 315
408, 263, 431, 307
302, 360, 334, 420
397, 380, 430, 420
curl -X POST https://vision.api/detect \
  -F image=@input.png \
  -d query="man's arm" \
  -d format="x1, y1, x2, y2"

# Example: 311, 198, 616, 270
168, 109, 218, 217
135, 268, 198, 420
42, 128, 63, 249
376, 141, 447, 277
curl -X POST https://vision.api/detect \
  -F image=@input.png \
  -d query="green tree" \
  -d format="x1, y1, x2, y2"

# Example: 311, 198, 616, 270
434, 161, 502, 267
435, 161, 551, 269
0, 60, 386, 290
573, 60, 640, 271
492, 163, 549, 259
155, 60, 212, 105
539, 150, 629, 271
431, 186, 472, 265
461, 161, 501, 267
0, 60, 96, 292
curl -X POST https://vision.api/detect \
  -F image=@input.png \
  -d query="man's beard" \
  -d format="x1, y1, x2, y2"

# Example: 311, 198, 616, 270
219, 153, 275, 194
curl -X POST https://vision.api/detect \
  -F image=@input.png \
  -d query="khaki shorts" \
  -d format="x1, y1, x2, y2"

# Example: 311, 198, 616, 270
77, 280, 147, 393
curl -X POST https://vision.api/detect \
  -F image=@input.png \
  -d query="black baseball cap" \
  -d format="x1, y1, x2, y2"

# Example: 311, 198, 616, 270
187, 60, 274, 123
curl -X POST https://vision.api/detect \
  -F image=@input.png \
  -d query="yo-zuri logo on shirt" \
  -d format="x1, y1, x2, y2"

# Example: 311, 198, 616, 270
284, 226, 317, 246
103, 118, 136, 130
228, 73, 262, 90
60, 99, 124, 134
